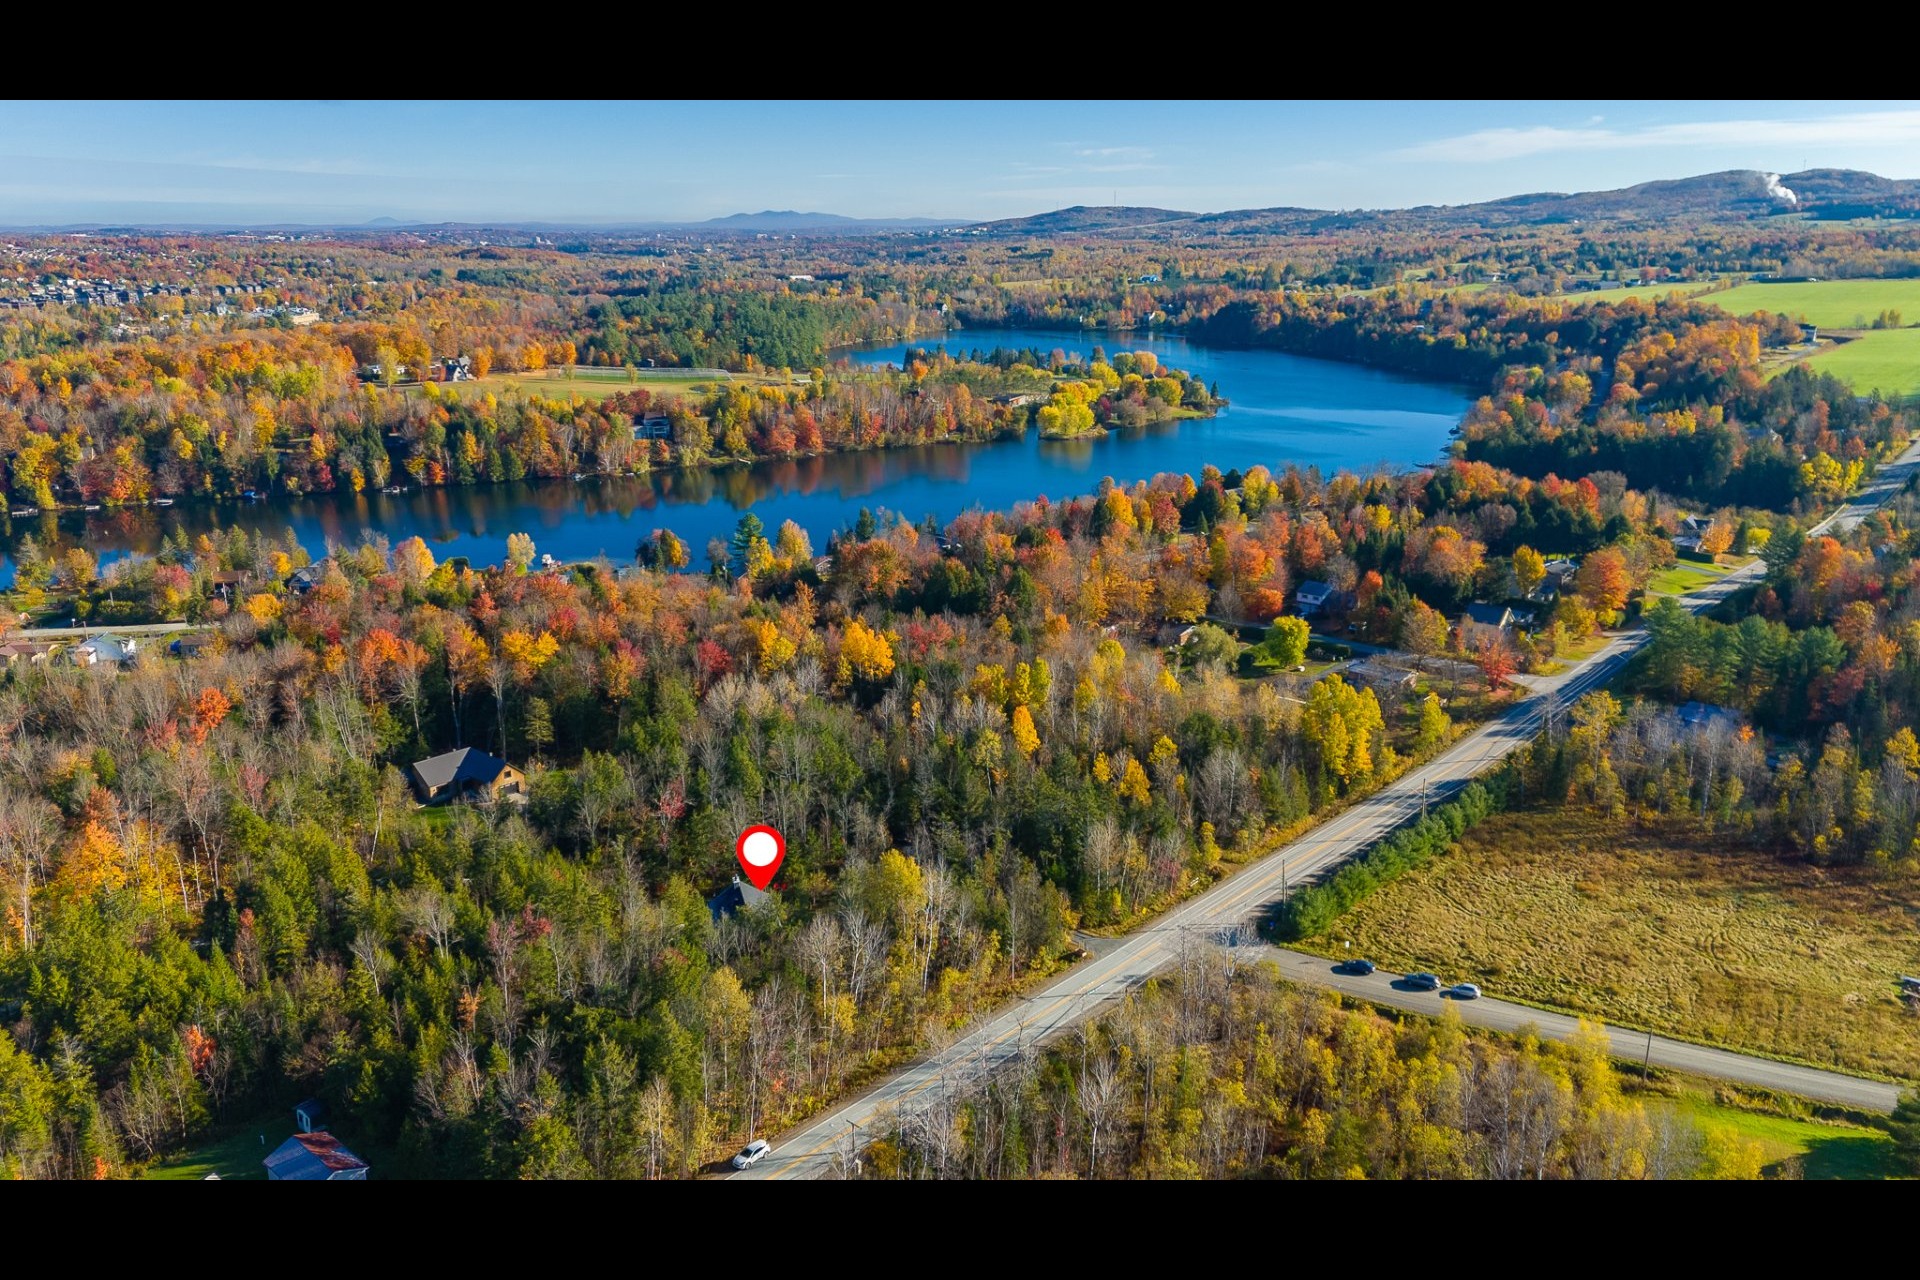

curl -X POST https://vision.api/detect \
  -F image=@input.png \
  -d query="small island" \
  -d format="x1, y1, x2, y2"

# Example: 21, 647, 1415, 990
1037, 349, 1219, 439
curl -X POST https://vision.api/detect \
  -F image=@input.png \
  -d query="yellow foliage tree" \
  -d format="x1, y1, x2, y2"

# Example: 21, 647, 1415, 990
840, 619, 896, 684
243, 593, 282, 625
501, 630, 560, 678
54, 821, 128, 900
1010, 705, 1040, 757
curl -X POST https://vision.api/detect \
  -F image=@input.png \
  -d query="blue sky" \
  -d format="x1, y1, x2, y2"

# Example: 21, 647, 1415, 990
5, 100, 1920, 225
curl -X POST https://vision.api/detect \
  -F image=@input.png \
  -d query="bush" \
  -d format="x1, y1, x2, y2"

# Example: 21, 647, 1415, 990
1277, 776, 1506, 940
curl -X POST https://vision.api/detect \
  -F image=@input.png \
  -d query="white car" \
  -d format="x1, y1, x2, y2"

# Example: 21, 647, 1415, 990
732, 1139, 772, 1169
1446, 982, 1482, 1000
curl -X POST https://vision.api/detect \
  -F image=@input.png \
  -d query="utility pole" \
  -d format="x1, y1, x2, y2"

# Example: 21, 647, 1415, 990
1642, 1028, 1654, 1081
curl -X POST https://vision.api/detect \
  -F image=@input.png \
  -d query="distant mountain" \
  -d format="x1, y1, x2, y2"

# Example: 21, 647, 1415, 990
972, 170, 1920, 238
971, 205, 1198, 235
698, 210, 965, 233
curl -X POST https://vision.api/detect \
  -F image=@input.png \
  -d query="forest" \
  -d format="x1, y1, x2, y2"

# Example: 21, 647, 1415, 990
7, 209, 1920, 1179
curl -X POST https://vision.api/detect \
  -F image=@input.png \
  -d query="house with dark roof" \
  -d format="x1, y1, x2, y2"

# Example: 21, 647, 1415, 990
1457, 603, 1517, 648
264, 1132, 368, 1181
170, 633, 216, 659
633, 412, 674, 441
707, 876, 770, 922
409, 747, 526, 805
288, 560, 331, 594
1294, 580, 1336, 616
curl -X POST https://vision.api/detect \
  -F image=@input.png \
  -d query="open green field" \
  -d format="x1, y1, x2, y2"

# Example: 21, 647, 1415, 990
1560, 281, 1720, 307
1311, 808, 1920, 1078
1801, 327, 1920, 399
1706, 279, 1920, 328
403, 366, 792, 404
1671, 1093, 1894, 1179
1647, 559, 1734, 596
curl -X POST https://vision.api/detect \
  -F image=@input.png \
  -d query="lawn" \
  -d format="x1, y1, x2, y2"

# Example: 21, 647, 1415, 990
1706, 279, 1920, 329
142, 1111, 286, 1180
1647, 559, 1733, 596
1310, 808, 1920, 1078
1801, 327, 1920, 399
1669, 1093, 1895, 1179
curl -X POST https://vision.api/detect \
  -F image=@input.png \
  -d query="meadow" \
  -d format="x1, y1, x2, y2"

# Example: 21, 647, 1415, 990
405, 365, 790, 404
1802, 327, 1920, 399
1310, 808, 1920, 1078
1707, 279, 1920, 328
1559, 281, 1720, 306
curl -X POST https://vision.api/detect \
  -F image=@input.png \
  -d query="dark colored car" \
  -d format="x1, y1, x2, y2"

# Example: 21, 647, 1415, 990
1334, 958, 1376, 976
1406, 972, 1443, 991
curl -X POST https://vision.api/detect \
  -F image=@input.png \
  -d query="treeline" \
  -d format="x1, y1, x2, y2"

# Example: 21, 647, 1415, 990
1185, 289, 1908, 510
581, 283, 938, 371
866, 945, 1763, 1179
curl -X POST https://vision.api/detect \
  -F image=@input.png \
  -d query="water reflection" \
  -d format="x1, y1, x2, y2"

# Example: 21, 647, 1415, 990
3, 327, 1470, 582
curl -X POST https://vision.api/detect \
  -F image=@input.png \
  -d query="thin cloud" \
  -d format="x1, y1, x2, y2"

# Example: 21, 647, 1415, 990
1073, 145, 1154, 160
1401, 109, 1920, 162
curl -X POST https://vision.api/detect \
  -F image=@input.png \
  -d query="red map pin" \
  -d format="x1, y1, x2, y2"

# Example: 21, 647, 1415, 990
736, 825, 786, 890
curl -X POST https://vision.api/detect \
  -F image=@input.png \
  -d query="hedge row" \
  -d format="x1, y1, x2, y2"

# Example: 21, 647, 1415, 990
1276, 774, 1508, 940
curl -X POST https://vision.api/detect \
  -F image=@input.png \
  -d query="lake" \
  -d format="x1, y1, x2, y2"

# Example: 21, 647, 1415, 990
0, 327, 1470, 583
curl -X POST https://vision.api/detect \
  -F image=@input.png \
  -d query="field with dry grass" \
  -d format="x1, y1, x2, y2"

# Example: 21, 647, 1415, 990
1312, 808, 1920, 1079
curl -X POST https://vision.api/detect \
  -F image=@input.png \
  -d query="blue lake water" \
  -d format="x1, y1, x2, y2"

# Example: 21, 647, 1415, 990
2, 327, 1470, 582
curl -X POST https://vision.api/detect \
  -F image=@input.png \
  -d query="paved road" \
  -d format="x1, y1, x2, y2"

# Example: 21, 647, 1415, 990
1255, 948, 1902, 1112
735, 444, 1920, 1179
4, 622, 208, 640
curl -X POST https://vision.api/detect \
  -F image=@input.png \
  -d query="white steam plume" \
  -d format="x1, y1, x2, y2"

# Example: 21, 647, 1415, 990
1764, 173, 1799, 205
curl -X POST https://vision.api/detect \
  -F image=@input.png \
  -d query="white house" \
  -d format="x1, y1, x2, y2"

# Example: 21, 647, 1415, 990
70, 635, 137, 668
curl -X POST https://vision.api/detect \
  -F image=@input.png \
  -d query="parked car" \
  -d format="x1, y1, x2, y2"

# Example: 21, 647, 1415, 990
1334, 958, 1376, 976
1406, 972, 1443, 991
1446, 982, 1482, 1000
731, 1139, 771, 1169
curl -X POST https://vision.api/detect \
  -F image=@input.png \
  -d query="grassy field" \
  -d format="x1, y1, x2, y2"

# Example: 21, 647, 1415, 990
401, 366, 791, 404
1801, 327, 1920, 399
1706, 279, 1920, 328
142, 1111, 285, 1180
1311, 808, 1920, 1078
1670, 1093, 1894, 1179
1647, 559, 1734, 596
1560, 281, 1721, 307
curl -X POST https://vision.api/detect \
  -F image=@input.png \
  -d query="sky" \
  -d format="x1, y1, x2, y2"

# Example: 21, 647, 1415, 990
5, 100, 1920, 226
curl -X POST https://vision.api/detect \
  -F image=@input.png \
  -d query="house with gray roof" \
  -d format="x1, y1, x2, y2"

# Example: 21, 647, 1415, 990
409, 747, 525, 805
70, 634, 138, 668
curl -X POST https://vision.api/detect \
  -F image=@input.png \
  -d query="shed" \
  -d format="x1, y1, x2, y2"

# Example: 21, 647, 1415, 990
264, 1132, 368, 1180
294, 1098, 329, 1133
